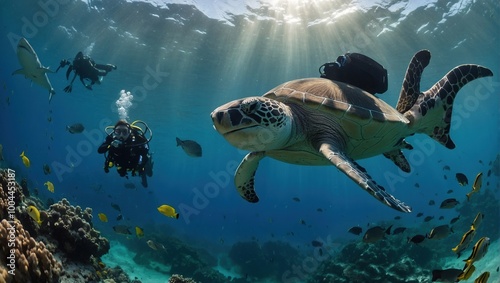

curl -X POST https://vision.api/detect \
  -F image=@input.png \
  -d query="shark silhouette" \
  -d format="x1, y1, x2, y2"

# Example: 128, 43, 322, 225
12, 38, 55, 102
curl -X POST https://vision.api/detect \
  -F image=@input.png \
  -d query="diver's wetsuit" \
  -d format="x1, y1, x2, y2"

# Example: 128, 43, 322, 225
73, 56, 110, 84
63, 52, 116, 92
98, 132, 150, 187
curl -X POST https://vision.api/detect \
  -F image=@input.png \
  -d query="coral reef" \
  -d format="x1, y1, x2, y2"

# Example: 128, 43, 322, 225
132, 235, 227, 283
0, 169, 130, 283
0, 169, 25, 220
307, 236, 431, 283
168, 274, 197, 283
228, 240, 301, 281
0, 219, 63, 283
40, 198, 110, 262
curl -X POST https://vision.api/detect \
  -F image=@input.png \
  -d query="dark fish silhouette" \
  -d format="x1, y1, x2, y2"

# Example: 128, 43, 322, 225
113, 225, 131, 235
43, 164, 51, 175
311, 240, 323, 247
176, 137, 202, 157
111, 203, 121, 212
66, 123, 85, 134
455, 173, 468, 186
363, 225, 392, 243
440, 198, 459, 209
408, 234, 425, 244
431, 268, 462, 282
450, 215, 460, 225
348, 226, 363, 235
424, 216, 434, 222
392, 227, 407, 235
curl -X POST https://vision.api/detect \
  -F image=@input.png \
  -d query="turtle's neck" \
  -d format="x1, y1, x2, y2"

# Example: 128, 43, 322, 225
287, 103, 347, 151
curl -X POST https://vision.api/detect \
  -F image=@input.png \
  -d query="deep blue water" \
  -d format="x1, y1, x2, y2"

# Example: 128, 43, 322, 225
1, 0, 499, 281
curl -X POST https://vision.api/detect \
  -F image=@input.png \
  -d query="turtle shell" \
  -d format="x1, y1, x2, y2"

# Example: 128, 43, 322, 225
263, 78, 407, 123
263, 78, 410, 158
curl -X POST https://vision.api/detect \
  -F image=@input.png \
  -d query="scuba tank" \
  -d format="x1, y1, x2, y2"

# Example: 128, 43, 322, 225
319, 53, 388, 94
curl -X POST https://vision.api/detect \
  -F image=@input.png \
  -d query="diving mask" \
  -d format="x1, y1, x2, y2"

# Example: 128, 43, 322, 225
113, 126, 130, 141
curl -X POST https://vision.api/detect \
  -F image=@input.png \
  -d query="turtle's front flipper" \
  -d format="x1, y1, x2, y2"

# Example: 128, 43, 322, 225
235, 151, 266, 203
319, 143, 412, 213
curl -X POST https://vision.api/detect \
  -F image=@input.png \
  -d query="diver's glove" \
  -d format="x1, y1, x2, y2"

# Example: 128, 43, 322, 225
111, 140, 122, 148
56, 60, 66, 72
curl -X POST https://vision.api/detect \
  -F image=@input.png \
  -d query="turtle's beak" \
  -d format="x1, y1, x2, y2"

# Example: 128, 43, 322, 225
212, 111, 225, 126
210, 108, 235, 135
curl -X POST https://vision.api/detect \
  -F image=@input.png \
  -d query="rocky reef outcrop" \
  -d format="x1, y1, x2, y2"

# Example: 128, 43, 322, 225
168, 274, 197, 283
40, 198, 110, 262
307, 238, 430, 283
132, 235, 228, 283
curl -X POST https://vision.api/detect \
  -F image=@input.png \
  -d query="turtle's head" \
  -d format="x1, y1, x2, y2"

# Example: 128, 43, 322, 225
211, 96, 293, 151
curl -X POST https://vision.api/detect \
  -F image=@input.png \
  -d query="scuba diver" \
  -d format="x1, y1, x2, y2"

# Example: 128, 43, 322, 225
319, 52, 388, 95
56, 51, 116, 93
98, 120, 153, 188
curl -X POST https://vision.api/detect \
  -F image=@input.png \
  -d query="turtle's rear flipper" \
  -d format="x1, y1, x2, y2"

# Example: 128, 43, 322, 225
383, 149, 411, 173
383, 139, 413, 172
319, 143, 412, 213
407, 64, 493, 149
235, 151, 265, 203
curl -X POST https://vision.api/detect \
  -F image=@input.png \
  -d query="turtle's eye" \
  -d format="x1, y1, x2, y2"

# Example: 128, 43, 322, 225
241, 100, 259, 115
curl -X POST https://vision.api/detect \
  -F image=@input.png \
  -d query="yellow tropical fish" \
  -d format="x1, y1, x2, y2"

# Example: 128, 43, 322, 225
27, 205, 42, 224
452, 227, 476, 257
135, 226, 144, 238
471, 212, 484, 230
474, 271, 490, 283
157, 204, 179, 219
44, 181, 54, 193
457, 264, 476, 281
464, 237, 490, 267
467, 172, 483, 200
97, 213, 108, 222
20, 151, 30, 167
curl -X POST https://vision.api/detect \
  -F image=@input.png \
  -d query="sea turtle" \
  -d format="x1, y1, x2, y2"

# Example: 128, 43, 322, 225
210, 50, 493, 212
